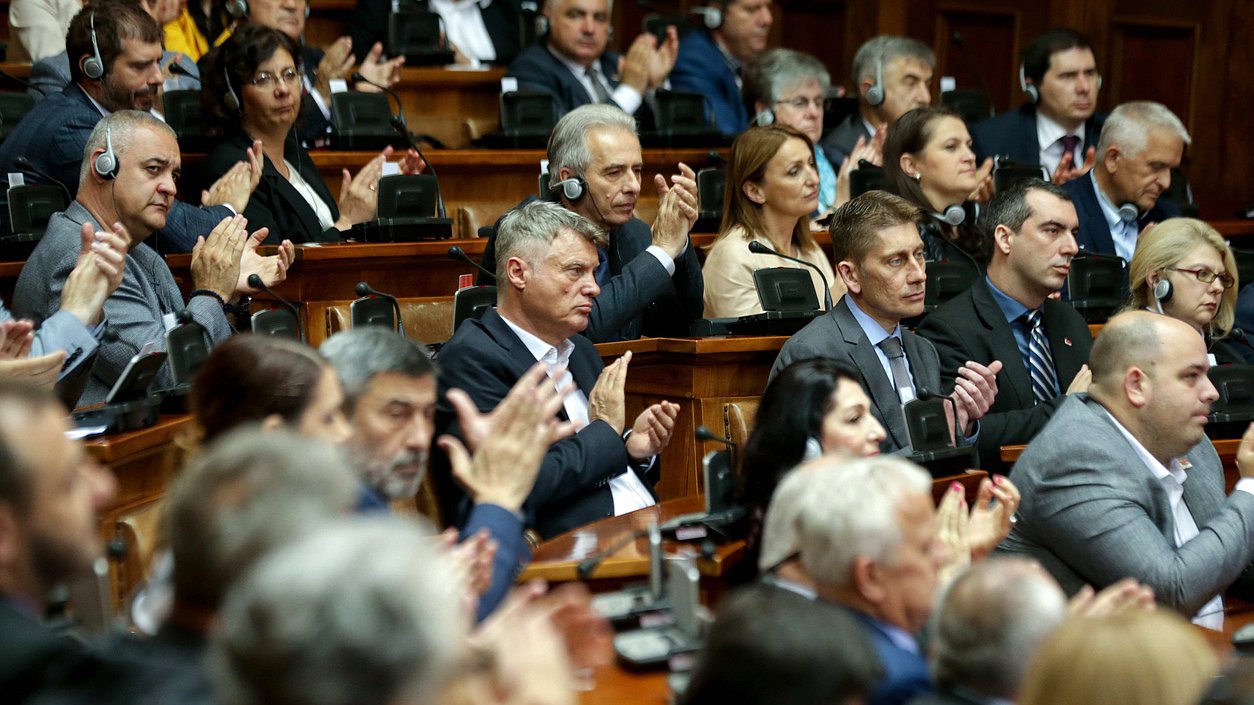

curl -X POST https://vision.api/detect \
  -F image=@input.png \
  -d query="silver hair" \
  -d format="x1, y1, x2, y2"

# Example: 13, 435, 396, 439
1096, 100, 1191, 159
744, 48, 831, 107
165, 427, 357, 609
79, 109, 176, 186
851, 35, 935, 86
320, 328, 435, 412
495, 199, 607, 270
929, 559, 1069, 699
757, 459, 817, 571
209, 515, 463, 705
795, 455, 931, 587
546, 103, 638, 190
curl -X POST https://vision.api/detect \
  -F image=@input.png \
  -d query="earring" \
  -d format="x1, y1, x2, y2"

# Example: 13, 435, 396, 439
912, 173, 921, 182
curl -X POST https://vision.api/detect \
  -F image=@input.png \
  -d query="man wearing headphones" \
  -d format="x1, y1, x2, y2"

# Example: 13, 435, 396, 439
1061, 100, 1186, 261
505, 0, 677, 123
918, 180, 1093, 474
478, 104, 704, 343
13, 111, 294, 406
0, 0, 259, 252
819, 35, 933, 161
971, 29, 1105, 185
670, 0, 773, 136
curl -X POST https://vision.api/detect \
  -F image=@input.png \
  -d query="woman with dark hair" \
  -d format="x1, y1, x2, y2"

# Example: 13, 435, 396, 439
884, 106, 992, 281
190, 333, 351, 444
702, 125, 844, 318
200, 24, 422, 244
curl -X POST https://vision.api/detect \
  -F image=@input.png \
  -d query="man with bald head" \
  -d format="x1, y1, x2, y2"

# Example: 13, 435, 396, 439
998, 311, 1254, 629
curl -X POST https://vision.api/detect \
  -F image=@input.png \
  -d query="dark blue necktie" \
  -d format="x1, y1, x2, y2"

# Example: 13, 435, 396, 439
594, 246, 610, 287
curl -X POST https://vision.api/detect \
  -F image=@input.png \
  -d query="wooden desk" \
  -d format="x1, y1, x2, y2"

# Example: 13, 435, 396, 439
1002, 437, 1243, 493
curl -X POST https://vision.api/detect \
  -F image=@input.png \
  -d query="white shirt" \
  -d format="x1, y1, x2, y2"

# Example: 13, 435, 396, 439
1090, 170, 1137, 262
1099, 407, 1254, 630
429, 0, 495, 65
283, 159, 336, 230
549, 46, 643, 115
498, 314, 655, 515
1035, 111, 1085, 179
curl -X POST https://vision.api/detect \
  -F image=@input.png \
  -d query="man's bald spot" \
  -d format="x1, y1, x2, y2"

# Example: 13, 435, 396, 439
1089, 311, 1167, 390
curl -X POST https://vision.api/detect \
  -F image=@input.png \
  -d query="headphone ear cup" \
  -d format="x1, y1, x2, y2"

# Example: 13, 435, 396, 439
535, 14, 549, 37
941, 204, 965, 226
753, 109, 774, 127
562, 177, 585, 201
83, 56, 104, 80
227, 0, 248, 18
1153, 278, 1173, 304
94, 151, 117, 180
864, 84, 884, 107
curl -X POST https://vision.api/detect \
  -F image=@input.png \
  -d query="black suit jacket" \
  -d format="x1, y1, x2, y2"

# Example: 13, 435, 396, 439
432, 309, 650, 539
970, 103, 1105, 166
819, 113, 872, 162
478, 200, 704, 342
204, 128, 343, 244
347, 0, 523, 65
0, 83, 231, 251
1061, 172, 1182, 257
297, 44, 334, 147
916, 277, 1092, 473
506, 43, 654, 125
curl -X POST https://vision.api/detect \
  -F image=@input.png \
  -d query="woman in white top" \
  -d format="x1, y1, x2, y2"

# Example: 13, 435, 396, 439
702, 125, 844, 318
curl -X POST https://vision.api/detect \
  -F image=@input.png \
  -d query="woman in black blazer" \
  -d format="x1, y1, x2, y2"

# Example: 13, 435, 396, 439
200, 24, 421, 244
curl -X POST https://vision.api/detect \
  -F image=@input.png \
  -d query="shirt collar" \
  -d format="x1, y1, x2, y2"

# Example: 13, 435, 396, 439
1035, 111, 1085, 152
84, 90, 111, 117
498, 313, 575, 366
1091, 170, 1127, 231
548, 43, 599, 73
845, 295, 902, 345
1098, 406, 1189, 487
985, 275, 1031, 325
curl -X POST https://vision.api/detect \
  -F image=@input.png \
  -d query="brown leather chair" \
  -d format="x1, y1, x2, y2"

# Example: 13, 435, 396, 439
326, 296, 457, 345
456, 201, 512, 240
723, 399, 759, 449
113, 498, 165, 613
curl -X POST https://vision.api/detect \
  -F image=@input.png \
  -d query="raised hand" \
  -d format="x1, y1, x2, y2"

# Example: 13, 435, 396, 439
60, 221, 128, 326
624, 401, 679, 460
966, 475, 1020, 561
952, 360, 1002, 436
935, 482, 970, 584
315, 36, 355, 98
650, 162, 698, 258
334, 147, 392, 229
967, 157, 995, 204
355, 41, 404, 91
0, 320, 34, 360
236, 230, 295, 294
588, 351, 630, 434
0, 351, 65, 388
1052, 146, 1097, 185
190, 214, 250, 302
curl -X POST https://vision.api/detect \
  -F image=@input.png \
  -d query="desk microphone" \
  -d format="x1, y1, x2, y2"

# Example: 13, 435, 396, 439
166, 60, 202, 84
448, 245, 495, 281
247, 273, 305, 343
354, 280, 405, 333
14, 155, 72, 204
576, 527, 649, 581
695, 425, 737, 449
351, 72, 448, 218
747, 240, 833, 311
0, 68, 42, 95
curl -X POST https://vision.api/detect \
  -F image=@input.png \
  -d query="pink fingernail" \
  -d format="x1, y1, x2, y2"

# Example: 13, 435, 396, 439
951, 482, 961, 492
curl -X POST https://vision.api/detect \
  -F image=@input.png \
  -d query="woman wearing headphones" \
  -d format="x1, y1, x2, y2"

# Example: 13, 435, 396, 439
884, 105, 991, 283
743, 48, 881, 226
702, 125, 844, 318
1126, 218, 1244, 364
200, 25, 421, 244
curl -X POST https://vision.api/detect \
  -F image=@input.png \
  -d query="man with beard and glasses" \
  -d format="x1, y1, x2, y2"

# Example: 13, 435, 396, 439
321, 328, 566, 619
0, 0, 260, 252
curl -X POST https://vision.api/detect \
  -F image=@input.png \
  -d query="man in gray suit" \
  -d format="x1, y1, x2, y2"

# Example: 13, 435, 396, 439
771, 191, 999, 454
13, 111, 293, 406
998, 310, 1254, 627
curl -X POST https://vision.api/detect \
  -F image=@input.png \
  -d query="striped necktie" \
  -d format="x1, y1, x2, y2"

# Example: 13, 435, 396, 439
1025, 308, 1059, 404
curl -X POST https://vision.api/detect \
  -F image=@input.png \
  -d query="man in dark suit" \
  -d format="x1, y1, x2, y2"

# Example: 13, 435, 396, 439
479, 104, 704, 342
1061, 100, 1187, 261
0, 0, 253, 252
348, 0, 525, 67
0, 381, 116, 701
819, 35, 933, 161
971, 28, 1105, 184
918, 181, 1093, 473
436, 200, 679, 539
772, 191, 998, 455
671, 0, 773, 135
998, 312, 1254, 625
506, 0, 676, 123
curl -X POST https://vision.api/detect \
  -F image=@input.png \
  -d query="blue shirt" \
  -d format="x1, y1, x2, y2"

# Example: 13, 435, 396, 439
846, 295, 915, 397
985, 276, 1032, 363
1090, 170, 1137, 262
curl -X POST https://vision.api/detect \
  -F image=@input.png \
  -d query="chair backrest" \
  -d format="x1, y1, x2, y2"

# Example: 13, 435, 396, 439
330, 92, 394, 136
499, 91, 559, 137
941, 89, 992, 125
377, 174, 440, 219
326, 296, 457, 345
7, 183, 66, 234
162, 90, 203, 138
0, 93, 36, 142
923, 260, 979, 312
653, 90, 714, 136
114, 497, 165, 615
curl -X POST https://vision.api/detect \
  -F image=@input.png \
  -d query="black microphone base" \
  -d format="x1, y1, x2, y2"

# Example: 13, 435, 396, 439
909, 444, 977, 478
71, 396, 161, 434
725, 310, 823, 336
350, 217, 453, 242
398, 48, 455, 66
0, 231, 42, 261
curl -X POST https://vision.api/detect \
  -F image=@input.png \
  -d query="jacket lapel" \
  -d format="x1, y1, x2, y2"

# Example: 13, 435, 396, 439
972, 280, 1033, 408
834, 300, 908, 449
481, 310, 576, 422
1042, 300, 1083, 389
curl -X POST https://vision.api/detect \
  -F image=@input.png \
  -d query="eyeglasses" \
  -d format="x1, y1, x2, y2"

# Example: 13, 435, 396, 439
1169, 267, 1235, 289
248, 68, 301, 89
775, 96, 825, 111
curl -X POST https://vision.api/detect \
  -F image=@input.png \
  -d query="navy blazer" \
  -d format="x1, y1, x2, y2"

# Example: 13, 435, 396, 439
506, 42, 656, 125
846, 609, 931, 705
432, 309, 653, 539
670, 27, 747, 135
478, 200, 704, 342
347, 0, 524, 65
203, 128, 343, 244
820, 113, 873, 162
970, 103, 1105, 167
1061, 172, 1181, 257
0, 83, 231, 251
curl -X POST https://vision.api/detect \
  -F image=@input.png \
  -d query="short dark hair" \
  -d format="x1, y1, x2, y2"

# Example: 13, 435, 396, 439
981, 179, 1072, 259
66, 0, 162, 86
1022, 28, 1094, 86
201, 23, 304, 136
0, 382, 60, 515
829, 190, 921, 265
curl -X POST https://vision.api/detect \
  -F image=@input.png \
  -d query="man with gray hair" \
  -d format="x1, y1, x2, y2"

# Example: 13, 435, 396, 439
480, 103, 703, 342
1061, 100, 1187, 260
794, 455, 946, 705
820, 35, 935, 160
12, 110, 294, 405
436, 199, 679, 539
210, 516, 465, 705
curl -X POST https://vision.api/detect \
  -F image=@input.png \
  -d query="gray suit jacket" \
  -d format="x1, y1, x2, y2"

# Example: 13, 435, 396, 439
996, 394, 1254, 616
770, 297, 942, 454
12, 203, 231, 405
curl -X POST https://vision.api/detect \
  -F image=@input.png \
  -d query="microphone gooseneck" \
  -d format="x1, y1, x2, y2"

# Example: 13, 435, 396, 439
355, 280, 405, 334
14, 155, 73, 205
695, 425, 738, 448
350, 72, 448, 219
448, 245, 496, 281
248, 274, 305, 343
747, 240, 834, 311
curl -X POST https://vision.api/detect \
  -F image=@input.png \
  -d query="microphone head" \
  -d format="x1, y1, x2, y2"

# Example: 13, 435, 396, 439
447, 245, 465, 259
247, 273, 263, 289
14, 155, 32, 170
175, 309, 194, 325
694, 425, 717, 441
355, 281, 371, 297
747, 241, 771, 254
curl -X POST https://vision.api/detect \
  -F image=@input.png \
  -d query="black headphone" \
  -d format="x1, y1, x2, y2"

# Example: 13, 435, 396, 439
928, 202, 979, 227
864, 56, 885, 107
83, 12, 105, 80
94, 124, 119, 180
550, 174, 586, 201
